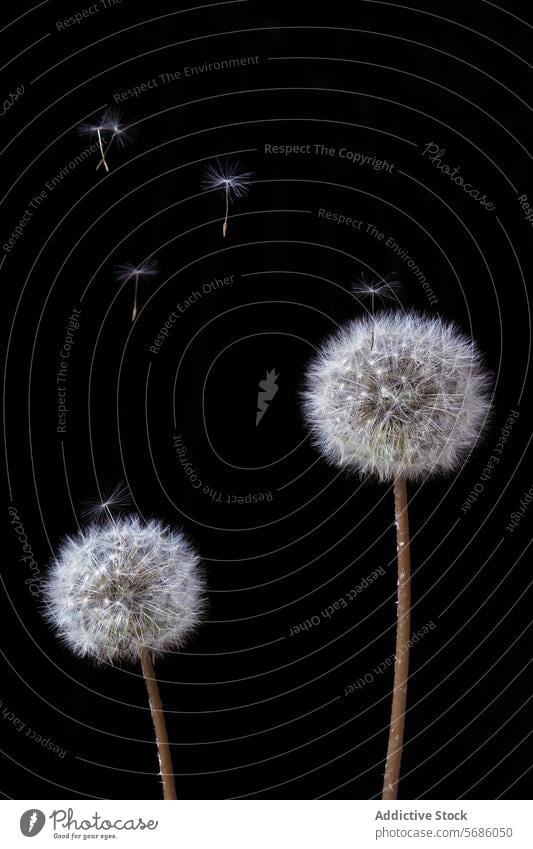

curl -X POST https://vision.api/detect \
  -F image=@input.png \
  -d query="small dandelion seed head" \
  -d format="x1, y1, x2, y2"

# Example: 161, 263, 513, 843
201, 159, 254, 200
79, 119, 105, 138
99, 108, 129, 141
351, 272, 401, 302
79, 109, 131, 147
43, 516, 206, 663
82, 482, 132, 523
303, 311, 492, 481
114, 259, 159, 284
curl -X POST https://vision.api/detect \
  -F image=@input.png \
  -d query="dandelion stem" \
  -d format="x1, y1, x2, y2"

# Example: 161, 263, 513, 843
96, 129, 109, 173
382, 475, 411, 800
96, 133, 116, 171
132, 273, 139, 322
140, 649, 177, 800
223, 183, 229, 237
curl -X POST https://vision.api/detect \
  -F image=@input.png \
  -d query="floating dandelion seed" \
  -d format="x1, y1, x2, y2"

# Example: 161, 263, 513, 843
79, 109, 131, 173
115, 259, 159, 322
352, 273, 401, 349
303, 310, 491, 799
96, 109, 130, 171
82, 482, 132, 523
352, 272, 400, 306
202, 159, 253, 237
79, 116, 108, 170
43, 508, 206, 800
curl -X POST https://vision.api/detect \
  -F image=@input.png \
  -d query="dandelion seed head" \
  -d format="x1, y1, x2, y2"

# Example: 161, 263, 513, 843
352, 273, 401, 302
101, 108, 131, 147
43, 516, 205, 663
114, 259, 159, 284
303, 311, 491, 481
79, 109, 131, 146
82, 482, 132, 523
78, 114, 105, 137
201, 159, 253, 200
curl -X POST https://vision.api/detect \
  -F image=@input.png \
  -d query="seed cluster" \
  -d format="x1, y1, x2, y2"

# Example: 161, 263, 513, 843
304, 312, 492, 481
44, 516, 205, 663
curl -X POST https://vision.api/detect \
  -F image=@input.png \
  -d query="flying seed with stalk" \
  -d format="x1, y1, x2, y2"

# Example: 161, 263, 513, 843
303, 310, 491, 799
43, 494, 205, 800
79, 109, 131, 173
96, 110, 130, 171
201, 159, 253, 237
82, 482, 132, 524
115, 260, 159, 322
352, 273, 400, 349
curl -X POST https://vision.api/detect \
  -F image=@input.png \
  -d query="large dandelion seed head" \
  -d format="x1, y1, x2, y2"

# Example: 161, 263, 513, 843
303, 311, 492, 482
44, 516, 205, 663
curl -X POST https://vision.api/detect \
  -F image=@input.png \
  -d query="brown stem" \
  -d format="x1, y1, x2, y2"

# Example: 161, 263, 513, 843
382, 475, 412, 800
140, 650, 177, 800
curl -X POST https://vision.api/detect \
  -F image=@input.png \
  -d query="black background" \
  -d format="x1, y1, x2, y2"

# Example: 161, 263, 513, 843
1, 0, 532, 800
